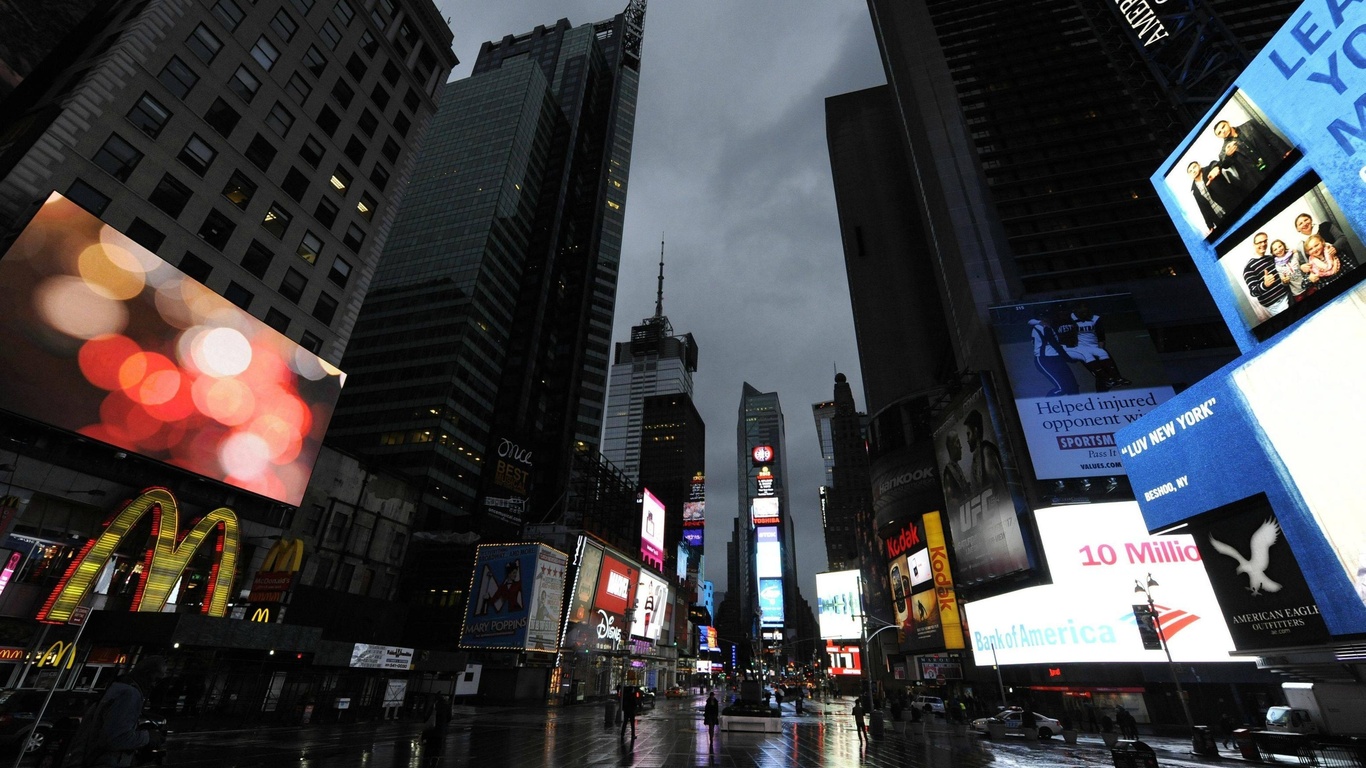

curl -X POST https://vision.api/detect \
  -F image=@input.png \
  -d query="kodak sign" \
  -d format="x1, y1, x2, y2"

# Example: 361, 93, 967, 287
37, 488, 239, 622
923, 511, 965, 649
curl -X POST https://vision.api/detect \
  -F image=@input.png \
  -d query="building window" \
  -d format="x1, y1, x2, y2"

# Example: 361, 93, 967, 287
396, 21, 418, 59
302, 46, 328, 79
369, 163, 389, 191
316, 105, 340, 136
176, 134, 217, 176
197, 209, 236, 250
126, 93, 170, 138
342, 223, 364, 251
333, 0, 354, 25
290, 0, 314, 15
265, 102, 295, 136
297, 231, 323, 264
393, 112, 410, 138
300, 135, 325, 168
186, 24, 222, 63
369, 8, 387, 30
344, 136, 365, 164
315, 197, 339, 226
299, 331, 322, 352
211, 0, 244, 30
358, 29, 378, 57
261, 202, 292, 239
312, 292, 338, 324
369, 83, 390, 110
357, 109, 378, 137
285, 72, 312, 104
345, 53, 366, 82
179, 251, 212, 282
319, 20, 342, 49
381, 136, 399, 163
92, 133, 143, 181
241, 239, 273, 278
281, 167, 309, 201
157, 56, 198, 99
65, 179, 110, 216
148, 173, 192, 217
327, 256, 351, 287
331, 78, 354, 108
382, 60, 400, 85
250, 36, 280, 71
270, 10, 298, 41
355, 192, 375, 221
329, 165, 351, 196
403, 87, 419, 113
221, 170, 256, 209
203, 97, 240, 137
264, 308, 290, 333
224, 281, 253, 310
126, 218, 166, 251
245, 133, 277, 171
229, 66, 260, 103
279, 268, 307, 302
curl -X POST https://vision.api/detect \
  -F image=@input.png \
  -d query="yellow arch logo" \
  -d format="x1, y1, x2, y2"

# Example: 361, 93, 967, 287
250, 607, 271, 623
37, 641, 77, 670
261, 537, 304, 573
37, 488, 239, 622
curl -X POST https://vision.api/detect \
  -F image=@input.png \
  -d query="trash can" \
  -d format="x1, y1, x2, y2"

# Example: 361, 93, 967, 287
870, 710, 885, 740
603, 698, 618, 728
1192, 725, 1219, 757
1110, 739, 1159, 768
1233, 728, 1261, 762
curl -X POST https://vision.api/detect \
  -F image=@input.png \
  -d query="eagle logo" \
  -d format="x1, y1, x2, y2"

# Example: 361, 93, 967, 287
1208, 519, 1283, 596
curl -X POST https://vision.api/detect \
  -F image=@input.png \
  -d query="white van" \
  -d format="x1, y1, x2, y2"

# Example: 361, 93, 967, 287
912, 695, 945, 714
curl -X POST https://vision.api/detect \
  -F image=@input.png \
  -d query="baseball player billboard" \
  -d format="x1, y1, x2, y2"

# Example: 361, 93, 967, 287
990, 293, 1175, 482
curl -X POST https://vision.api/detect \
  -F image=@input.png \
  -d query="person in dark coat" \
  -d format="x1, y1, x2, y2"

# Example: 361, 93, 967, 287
60, 655, 167, 768
620, 686, 639, 740
421, 695, 451, 767
852, 699, 867, 742
703, 692, 719, 749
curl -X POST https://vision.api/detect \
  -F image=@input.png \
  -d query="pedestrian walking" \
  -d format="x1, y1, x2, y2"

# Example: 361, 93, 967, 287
60, 655, 168, 768
852, 698, 867, 742
703, 692, 719, 750
420, 695, 451, 767
1219, 712, 1237, 749
620, 685, 639, 740
795, 686, 805, 715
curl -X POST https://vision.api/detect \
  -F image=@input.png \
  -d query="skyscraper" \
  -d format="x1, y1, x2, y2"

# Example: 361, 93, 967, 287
0, 0, 456, 363
328, 2, 648, 537
637, 392, 704, 576
602, 242, 699, 480
815, 374, 874, 574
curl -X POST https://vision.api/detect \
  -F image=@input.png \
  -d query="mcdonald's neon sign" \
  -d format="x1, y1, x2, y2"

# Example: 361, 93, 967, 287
37, 640, 78, 670
250, 607, 271, 623
261, 538, 304, 572
37, 488, 239, 622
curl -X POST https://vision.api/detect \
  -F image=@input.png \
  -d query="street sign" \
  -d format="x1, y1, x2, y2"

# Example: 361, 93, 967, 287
69, 606, 90, 626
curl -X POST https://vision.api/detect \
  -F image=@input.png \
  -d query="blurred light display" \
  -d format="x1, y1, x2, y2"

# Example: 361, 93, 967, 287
0, 193, 345, 505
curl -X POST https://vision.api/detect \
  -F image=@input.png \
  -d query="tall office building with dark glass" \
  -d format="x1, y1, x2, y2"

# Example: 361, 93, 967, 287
328, 2, 647, 537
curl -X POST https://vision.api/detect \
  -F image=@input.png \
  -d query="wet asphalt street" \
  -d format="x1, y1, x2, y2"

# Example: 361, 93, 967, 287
114, 695, 1257, 768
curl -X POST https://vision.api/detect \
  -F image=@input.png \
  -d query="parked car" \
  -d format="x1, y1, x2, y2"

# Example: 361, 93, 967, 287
0, 689, 100, 755
664, 687, 688, 699
970, 709, 1064, 739
911, 695, 945, 715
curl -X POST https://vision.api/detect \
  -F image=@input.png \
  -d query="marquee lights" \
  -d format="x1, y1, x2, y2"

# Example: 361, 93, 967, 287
37, 487, 239, 622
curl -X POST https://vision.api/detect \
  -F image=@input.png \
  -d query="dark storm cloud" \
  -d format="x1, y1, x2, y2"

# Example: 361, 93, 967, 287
439, 1, 886, 611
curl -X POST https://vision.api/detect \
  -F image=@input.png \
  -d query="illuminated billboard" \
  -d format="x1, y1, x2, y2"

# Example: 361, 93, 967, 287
755, 526, 781, 578
965, 503, 1241, 666
751, 497, 780, 525
816, 570, 862, 640
560, 540, 641, 652
640, 488, 664, 571
827, 643, 861, 676
884, 516, 921, 642
932, 385, 1032, 586
683, 471, 705, 540
0, 193, 345, 506
461, 543, 568, 651
990, 294, 1175, 481
758, 577, 784, 627
631, 571, 670, 642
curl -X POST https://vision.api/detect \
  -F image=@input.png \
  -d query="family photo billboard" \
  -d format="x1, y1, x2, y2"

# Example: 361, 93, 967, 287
990, 294, 1175, 481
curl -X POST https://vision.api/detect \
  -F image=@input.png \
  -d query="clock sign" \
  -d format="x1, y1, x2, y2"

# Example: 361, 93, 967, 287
752, 445, 774, 464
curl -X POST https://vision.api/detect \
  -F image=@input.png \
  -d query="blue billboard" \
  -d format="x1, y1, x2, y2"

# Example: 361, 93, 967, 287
460, 543, 541, 649
758, 577, 784, 627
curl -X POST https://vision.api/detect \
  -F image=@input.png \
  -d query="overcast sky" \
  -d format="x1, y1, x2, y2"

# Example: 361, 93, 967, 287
436, 0, 887, 613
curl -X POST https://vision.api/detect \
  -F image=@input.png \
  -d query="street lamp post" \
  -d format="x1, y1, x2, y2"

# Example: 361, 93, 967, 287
1135, 574, 1197, 738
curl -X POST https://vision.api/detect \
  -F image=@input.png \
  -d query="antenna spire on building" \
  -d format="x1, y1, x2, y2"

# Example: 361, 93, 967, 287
654, 234, 665, 319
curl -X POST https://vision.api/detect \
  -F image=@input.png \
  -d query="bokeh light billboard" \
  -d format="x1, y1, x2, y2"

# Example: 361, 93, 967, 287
816, 570, 862, 640
0, 193, 344, 505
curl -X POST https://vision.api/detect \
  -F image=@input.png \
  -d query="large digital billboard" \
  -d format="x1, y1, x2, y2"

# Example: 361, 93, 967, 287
965, 503, 1241, 666
758, 577, 784, 627
461, 543, 567, 651
560, 540, 641, 652
917, 511, 964, 651
816, 570, 861, 640
751, 497, 780, 525
640, 488, 665, 571
932, 385, 1032, 586
755, 526, 782, 577
0, 193, 345, 506
827, 643, 861, 676
990, 294, 1175, 481
683, 471, 705, 547
631, 571, 670, 642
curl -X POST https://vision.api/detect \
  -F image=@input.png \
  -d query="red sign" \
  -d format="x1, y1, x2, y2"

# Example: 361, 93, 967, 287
248, 571, 296, 603
752, 445, 774, 464
827, 643, 862, 676
592, 554, 638, 646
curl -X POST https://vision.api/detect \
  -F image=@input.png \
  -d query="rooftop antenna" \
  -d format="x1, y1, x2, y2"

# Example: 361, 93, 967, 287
654, 233, 665, 319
